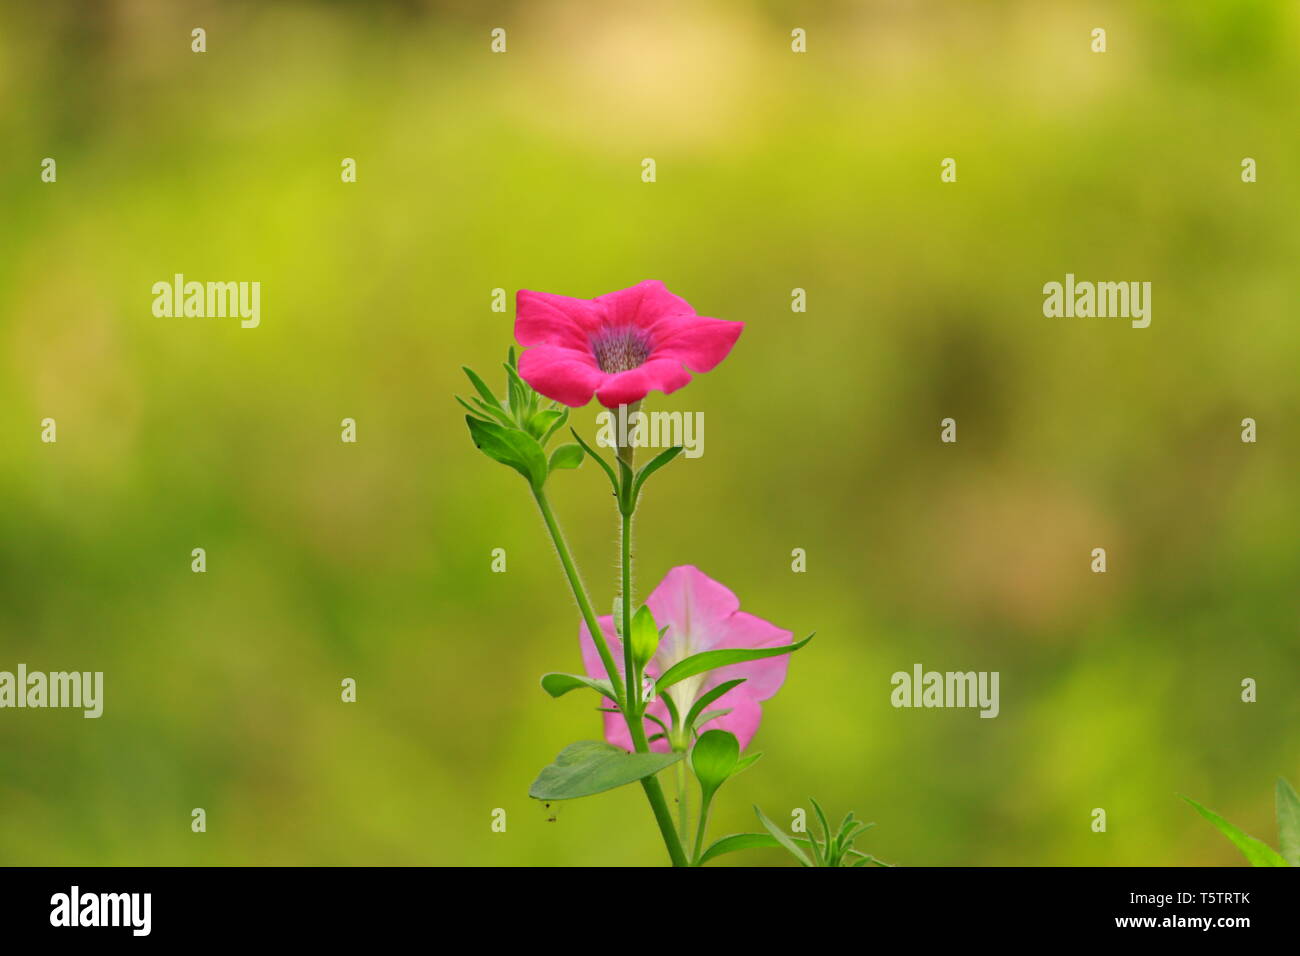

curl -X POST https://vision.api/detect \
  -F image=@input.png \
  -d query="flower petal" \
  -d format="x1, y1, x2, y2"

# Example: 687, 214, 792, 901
645, 566, 742, 662
695, 691, 763, 751
515, 289, 605, 350
601, 697, 674, 754
518, 345, 607, 407
579, 614, 624, 684
579, 617, 676, 753
646, 312, 744, 373
592, 357, 692, 408
701, 611, 795, 701
595, 280, 695, 332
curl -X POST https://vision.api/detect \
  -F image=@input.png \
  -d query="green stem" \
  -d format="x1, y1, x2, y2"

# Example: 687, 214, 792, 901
531, 484, 687, 867
693, 793, 714, 864
675, 757, 693, 850
621, 509, 637, 715
531, 486, 624, 702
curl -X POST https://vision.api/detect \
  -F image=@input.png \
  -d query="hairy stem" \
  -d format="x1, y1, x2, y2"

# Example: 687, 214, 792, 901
531, 483, 686, 867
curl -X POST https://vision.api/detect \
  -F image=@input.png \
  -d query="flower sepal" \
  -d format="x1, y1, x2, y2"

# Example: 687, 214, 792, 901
457, 351, 582, 492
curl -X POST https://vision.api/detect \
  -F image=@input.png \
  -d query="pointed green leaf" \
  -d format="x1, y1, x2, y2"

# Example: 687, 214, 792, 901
529, 741, 682, 801
654, 634, 813, 695
455, 395, 492, 422
683, 678, 746, 731
469, 396, 516, 427
615, 456, 635, 514
697, 832, 783, 866
731, 751, 763, 778
1276, 778, 1300, 866
570, 428, 620, 494
548, 443, 584, 472
631, 445, 684, 501
1181, 794, 1290, 866
462, 366, 502, 409
692, 708, 732, 731
754, 804, 812, 867
539, 672, 618, 704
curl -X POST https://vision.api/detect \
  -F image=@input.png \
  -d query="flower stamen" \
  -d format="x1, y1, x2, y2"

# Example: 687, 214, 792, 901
591, 327, 652, 374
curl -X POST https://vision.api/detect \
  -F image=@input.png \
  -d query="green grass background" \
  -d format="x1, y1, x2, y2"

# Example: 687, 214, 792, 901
0, 0, 1296, 865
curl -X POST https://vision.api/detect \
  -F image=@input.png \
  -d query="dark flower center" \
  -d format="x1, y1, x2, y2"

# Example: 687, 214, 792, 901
591, 327, 652, 374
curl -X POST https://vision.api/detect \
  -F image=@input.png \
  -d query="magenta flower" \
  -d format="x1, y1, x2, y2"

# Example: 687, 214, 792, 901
514, 281, 744, 409
580, 566, 793, 752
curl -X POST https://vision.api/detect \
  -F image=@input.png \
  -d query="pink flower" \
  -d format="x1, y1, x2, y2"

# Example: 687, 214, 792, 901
580, 566, 794, 752
514, 281, 744, 409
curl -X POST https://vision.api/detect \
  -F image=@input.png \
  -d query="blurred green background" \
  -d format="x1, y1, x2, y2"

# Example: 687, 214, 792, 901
1, 0, 1297, 866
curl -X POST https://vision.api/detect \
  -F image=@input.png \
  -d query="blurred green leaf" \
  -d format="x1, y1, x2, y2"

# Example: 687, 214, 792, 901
529, 741, 681, 801
754, 804, 812, 867
1181, 794, 1290, 866
697, 832, 782, 866
1276, 778, 1300, 866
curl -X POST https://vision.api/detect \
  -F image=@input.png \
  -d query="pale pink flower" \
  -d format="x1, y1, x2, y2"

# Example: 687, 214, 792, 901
515, 281, 743, 408
580, 566, 793, 752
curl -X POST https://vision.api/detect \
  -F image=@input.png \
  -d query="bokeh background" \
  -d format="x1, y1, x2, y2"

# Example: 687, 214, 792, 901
1, 0, 1297, 866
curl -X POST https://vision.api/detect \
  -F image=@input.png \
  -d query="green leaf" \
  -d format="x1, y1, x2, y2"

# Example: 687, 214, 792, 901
529, 741, 682, 801
697, 832, 783, 866
465, 416, 548, 489
692, 708, 732, 731
658, 686, 680, 728
691, 730, 740, 805
754, 804, 812, 867
539, 672, 618, 704
615, 456, 635, 514
462, 366, 502, 410
570, 428, 620, 495
541, 406, 570, 445
528, 408, 565, 440
455, 395, 492, 422
629, 604, 660, 669
548, 443, 584, 472
469, 396, 517, 428
683, 678, 746, 731
808, 797, 831, 866
731, 751, 763, 778
654, 633, 814, 695
1276, 778, 1300, 866
1181, 794, 1290, 866
503, 362, 535, 419
631, 445, 684, 501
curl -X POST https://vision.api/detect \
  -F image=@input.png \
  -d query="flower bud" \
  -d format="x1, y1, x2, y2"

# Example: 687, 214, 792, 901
629, 605, 660, 671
